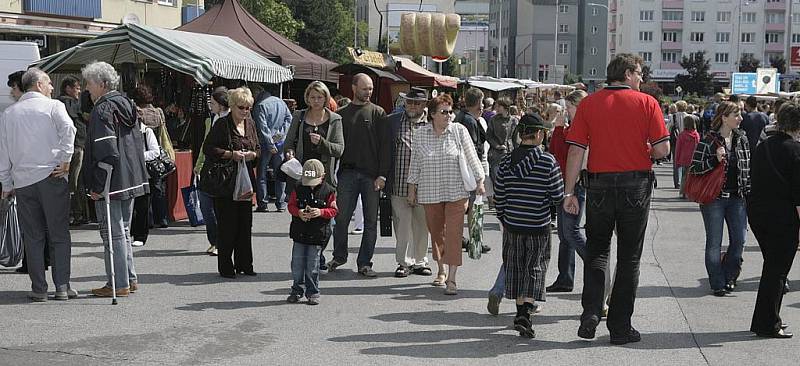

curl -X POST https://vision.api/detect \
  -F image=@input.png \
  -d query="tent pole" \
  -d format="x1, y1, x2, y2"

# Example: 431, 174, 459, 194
111, 44, 120, 65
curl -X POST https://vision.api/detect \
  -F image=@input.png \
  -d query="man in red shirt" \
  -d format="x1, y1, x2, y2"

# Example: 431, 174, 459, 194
563, 54, 670, 345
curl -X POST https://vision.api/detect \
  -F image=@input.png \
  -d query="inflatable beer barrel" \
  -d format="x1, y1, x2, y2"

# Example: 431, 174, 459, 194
398, 12, 461, 61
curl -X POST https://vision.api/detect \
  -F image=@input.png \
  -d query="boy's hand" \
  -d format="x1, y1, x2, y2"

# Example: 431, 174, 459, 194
307, 208, 321, 218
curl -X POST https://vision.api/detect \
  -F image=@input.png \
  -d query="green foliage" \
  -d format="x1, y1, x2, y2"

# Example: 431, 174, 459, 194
642, 64, 652, 83
640, 81, 663, 100
564, 72, 583, 84
770, 55, 787, 74
675, 51, 713, 96
682, 92, 705, 106
204, 0, 304, 41
284, 0, 367, 64
739, 54, 760, 72
442, 57, 459, 78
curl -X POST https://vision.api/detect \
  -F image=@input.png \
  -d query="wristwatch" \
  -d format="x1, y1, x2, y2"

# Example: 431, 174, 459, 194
564, 193, 574, 198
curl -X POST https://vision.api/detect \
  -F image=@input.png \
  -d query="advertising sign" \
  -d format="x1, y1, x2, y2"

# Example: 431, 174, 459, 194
731, 73, 757, 94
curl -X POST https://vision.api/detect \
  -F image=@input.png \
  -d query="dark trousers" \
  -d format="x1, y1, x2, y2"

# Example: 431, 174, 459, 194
213, 198, 253, 275
150, 178, 168, 226
130, 193, 151, 243
581, 172, 653, 335
748, 204, 800, 334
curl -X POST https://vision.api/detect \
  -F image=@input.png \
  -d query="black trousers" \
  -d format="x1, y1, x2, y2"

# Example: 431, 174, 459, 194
213, 198, 254, 275
748, 204, 800, 334
581, 171, 654, 335
130, 193, 151, 243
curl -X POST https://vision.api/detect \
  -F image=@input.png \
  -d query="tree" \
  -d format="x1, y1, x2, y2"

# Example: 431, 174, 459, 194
639, 81, 663, 101
675, 51, 713, 96
739, 54, 761, 72
204, 0, 304, 41
770, 55, 787, 74
442, 57, 460, 78
564, 72, 583, 84
284, 0, 368, 64
642, 64, 652, 83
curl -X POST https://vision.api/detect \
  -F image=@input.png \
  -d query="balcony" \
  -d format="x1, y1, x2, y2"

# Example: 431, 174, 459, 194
662, 0, 684, 9
766, 23, 786, 31
660, 62, 682, 69
662, 21, 683, 30
765, 0, 787, 10
661, 41, 683, 49
766, 42, 786, 52
23, 0, 100, 19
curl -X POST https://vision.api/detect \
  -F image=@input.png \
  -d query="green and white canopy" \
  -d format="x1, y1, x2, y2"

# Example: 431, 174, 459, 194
34, 23, 293, 84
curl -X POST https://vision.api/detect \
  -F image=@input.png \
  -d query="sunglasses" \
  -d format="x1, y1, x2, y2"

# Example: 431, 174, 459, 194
438, 109, 453, 115
237, 105, 252, 111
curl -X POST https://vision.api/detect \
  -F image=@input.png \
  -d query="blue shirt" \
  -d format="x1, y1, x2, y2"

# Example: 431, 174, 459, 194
252, 92, 292, 149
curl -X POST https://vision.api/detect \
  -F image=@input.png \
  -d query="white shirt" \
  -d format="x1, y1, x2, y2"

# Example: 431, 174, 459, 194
141, 124, 160, 162
0, 92, 76, 189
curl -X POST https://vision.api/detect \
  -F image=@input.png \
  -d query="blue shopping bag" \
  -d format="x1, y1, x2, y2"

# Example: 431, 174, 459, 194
181, 177, 205, 227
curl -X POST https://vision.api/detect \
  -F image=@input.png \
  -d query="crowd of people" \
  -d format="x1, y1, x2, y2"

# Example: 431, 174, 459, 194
1, 53, 799, 344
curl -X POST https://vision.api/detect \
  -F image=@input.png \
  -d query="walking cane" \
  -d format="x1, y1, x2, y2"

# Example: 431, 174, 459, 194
98, 162, 118, 305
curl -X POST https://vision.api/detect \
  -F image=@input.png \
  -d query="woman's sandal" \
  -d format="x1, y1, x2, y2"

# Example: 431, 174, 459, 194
444, 280, 458, 295
432, 273, 447, 287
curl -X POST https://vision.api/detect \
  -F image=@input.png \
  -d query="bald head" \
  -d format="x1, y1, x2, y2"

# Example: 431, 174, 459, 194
351, 73, 374, 105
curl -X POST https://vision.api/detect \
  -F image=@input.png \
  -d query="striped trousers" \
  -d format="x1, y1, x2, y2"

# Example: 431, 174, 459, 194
502, 230, 551, 301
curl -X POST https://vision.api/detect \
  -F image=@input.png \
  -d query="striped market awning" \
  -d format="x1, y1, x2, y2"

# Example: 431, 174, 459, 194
34, 23, 293, 84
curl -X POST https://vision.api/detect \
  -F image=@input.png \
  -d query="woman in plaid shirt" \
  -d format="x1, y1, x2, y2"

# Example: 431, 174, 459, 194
407, 94, 485, 295
689, 101, 751, 297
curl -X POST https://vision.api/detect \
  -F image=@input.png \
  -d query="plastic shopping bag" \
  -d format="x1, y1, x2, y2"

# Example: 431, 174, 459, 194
0, 197, 23, 267
233, 159, 254, 201
181, 177, 205, 227
467, 195, 484, 260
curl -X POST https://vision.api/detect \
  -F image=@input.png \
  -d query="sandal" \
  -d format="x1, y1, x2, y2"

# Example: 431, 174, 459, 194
412, 266, 433, 276
394, 265, 410, 278
432, 273, 447, 287
444, 280, 458, 295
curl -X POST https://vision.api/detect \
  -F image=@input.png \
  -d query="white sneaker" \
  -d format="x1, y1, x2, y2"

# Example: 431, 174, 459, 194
132, 241, 144, 247
206, 245, 215, 254
349, 228, 364, 235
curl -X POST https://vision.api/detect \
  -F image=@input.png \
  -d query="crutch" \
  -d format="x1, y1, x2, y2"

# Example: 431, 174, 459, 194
98, 162, 118, 305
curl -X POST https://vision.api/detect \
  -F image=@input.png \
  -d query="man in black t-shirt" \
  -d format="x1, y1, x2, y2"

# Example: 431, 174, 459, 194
741, 96, 769, 153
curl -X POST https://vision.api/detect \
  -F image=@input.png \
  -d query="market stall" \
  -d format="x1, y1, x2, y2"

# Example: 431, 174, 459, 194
394, 56, 459, 89
34, 23, 293, 221
333, 48, 409, 112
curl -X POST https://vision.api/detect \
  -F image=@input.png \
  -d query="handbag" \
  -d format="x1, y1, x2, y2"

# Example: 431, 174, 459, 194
0, 197, 23, 267
684, 139, 726, 204
198, 130, 237, 197
379, 191, 392, 237
181, 177, 205, 227
146, 147, 177, 179
455, 126, 477, 192
467, 195, 485, 260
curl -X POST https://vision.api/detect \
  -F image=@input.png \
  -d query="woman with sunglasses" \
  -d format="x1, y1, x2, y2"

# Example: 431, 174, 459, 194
203, 87, 261, 279
407, 94, 485, 295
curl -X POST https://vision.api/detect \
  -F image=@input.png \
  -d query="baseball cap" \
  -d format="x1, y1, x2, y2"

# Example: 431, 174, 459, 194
301, 159, 325, 186
517, 113, 553, 136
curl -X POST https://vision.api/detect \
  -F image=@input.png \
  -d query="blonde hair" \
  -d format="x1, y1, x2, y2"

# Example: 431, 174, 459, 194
675, 100, 688, 112
305, 81, 331, 107
543, 103, 563, 121
564, 90, 588, 107
228, 87, 254, 108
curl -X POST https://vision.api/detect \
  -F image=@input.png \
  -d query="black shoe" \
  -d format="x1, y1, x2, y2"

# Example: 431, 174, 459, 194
461, 237, 469, 250
481, 245, 491, 253
755, 329, 793, 338
220, 273, 237, 279
725, 281, 736, 293
287, 294, 300, 303
394, 265, 410, 278
578, 316, 600, 339
254, 207, 269, 213
610, 327, 642, 345
237, 269, 257, 276
15, 267, 28, 274
713, 289, 727, 297
782, 323, 789, 330
513, 315, 535, 338
546, 284, 573, 293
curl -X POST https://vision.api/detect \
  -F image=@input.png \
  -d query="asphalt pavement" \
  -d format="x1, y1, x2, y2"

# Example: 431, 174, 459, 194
0, 165, 796, 365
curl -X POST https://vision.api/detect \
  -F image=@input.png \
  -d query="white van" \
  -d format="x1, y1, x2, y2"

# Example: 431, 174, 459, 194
0, 41, 40, 112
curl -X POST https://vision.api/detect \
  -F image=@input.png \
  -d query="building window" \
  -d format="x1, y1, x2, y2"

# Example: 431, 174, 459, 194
741, 32, 755, 43
715, 32, 730, 43
639, 31, 653, 42
590, 68, 597, 76
663, 11, 683, 21
767, 12, 784, 24
663, 32, 678, 42
157, 0, 176, 5
690, 32, 704, 42
766, 33, 781, 44
792, 33, 800, 43
591, 47, 598, 55
592, 26, 598, 34
742, 52, 755, 60
640, 52, 653, 62
640, 10, 654, 21
592, 7, 599, 16
559, 43, 569, 55
742, 12, 756, 23
559, 4, 569, 13
691, 11, 705, 22
662, 52, 679, 63
793, 13, 800, 24
714, 53, 729, 63
716, 11, 731, 22
559, 24, 569, 33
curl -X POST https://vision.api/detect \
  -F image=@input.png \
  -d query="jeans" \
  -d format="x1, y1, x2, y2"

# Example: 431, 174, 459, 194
554, 184, 587, 288
95, 198, 136, 290
332, 169, 379, 268
291, 242, 322, 298
581, 172, 653, 335
672, 161, 682, 188
257, 145, 286, 210
197, 190, 218, 246
700, 197, 747, 291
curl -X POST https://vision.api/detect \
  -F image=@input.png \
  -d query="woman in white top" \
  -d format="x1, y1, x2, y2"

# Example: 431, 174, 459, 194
407, 94, 485, 295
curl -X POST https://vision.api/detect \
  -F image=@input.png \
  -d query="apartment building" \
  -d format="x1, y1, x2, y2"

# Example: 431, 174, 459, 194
488, 0, 608, 85
609, 0, 797, 85
0, 0, 204, 57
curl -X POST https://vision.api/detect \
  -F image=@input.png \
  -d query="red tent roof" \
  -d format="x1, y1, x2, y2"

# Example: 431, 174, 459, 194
394, 57, 459, 88
177, 0, 337, 83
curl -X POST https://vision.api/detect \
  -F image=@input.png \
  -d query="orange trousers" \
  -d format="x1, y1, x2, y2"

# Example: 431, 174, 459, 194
423, 199, 467, 266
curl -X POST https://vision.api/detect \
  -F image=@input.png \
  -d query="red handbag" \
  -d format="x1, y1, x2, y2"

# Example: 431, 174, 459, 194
684, 158, 727, 205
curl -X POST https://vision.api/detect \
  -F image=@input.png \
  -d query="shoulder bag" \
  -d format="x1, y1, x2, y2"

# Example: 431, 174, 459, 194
455, 125, 477, 192
684, 137, 726, 205
198, 125, 237, 198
